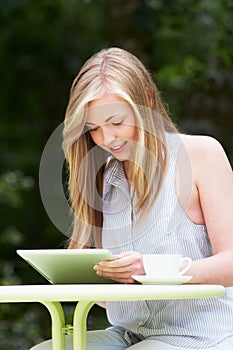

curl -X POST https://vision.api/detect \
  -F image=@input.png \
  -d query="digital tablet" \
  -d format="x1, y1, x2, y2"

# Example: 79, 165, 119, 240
17, 249, 115, 284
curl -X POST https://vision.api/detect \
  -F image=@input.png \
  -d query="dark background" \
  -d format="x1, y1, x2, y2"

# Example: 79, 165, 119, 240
0, 0, 232, 348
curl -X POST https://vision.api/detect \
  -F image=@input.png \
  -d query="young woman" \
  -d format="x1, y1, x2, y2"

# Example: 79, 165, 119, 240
33, 48, 233, 349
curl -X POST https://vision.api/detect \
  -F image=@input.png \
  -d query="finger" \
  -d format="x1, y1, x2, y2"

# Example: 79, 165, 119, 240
100, 252, 141, 268
96, 270, 136, 284
96, 267, 138, 281
94, 263, 132, 273
94, 259, 140, 273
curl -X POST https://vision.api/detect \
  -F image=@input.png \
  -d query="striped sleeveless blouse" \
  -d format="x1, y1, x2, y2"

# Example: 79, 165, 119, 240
102, 133, 233, 348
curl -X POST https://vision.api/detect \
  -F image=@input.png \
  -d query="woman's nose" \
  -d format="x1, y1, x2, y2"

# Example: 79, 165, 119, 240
102, 126, 116, 146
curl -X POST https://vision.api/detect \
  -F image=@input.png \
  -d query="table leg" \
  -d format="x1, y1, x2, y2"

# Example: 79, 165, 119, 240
73, 301, 95, 350
41, 301, 66, 350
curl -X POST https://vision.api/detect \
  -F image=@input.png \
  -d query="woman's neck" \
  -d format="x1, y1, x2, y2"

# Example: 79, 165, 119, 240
123, 160, 130, 179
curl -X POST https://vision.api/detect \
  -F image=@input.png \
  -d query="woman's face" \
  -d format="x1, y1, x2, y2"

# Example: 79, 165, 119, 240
86, 93, 137, 162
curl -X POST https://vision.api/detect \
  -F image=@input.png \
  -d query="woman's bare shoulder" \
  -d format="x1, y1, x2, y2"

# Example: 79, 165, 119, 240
183, 134, 224, 152
181, 134, 232, 186
182, 134, 231, 167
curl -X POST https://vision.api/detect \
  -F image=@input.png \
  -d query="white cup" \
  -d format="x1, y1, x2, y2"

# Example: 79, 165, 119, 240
143, 254, 192, 277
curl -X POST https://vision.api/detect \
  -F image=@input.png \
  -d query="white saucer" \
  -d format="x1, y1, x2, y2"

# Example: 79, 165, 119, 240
131, 275, 192, 285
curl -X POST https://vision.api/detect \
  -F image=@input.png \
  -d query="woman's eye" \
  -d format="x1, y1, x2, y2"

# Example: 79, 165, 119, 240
89, 126, 99, 132
112, 120, 123, 126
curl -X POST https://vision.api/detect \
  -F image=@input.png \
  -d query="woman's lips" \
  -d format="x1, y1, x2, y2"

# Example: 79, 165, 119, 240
109, 141, 128, 154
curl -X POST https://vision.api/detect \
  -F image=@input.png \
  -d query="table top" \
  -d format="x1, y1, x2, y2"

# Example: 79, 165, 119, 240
0, 284, 225, 303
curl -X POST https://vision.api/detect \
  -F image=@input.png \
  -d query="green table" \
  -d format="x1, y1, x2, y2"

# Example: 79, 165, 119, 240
0, 284, 225, 349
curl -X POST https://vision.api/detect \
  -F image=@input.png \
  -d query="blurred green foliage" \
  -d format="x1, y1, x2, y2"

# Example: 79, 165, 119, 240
0, 0, 232, 348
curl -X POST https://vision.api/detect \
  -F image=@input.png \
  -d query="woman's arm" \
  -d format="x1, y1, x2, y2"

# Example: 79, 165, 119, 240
184, 136, 233, 286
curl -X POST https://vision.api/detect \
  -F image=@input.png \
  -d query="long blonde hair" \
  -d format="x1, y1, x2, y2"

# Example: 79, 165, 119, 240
62, 47, 177, 248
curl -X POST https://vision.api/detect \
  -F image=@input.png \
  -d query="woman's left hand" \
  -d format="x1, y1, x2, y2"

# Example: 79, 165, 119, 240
94, 251, 145, 284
